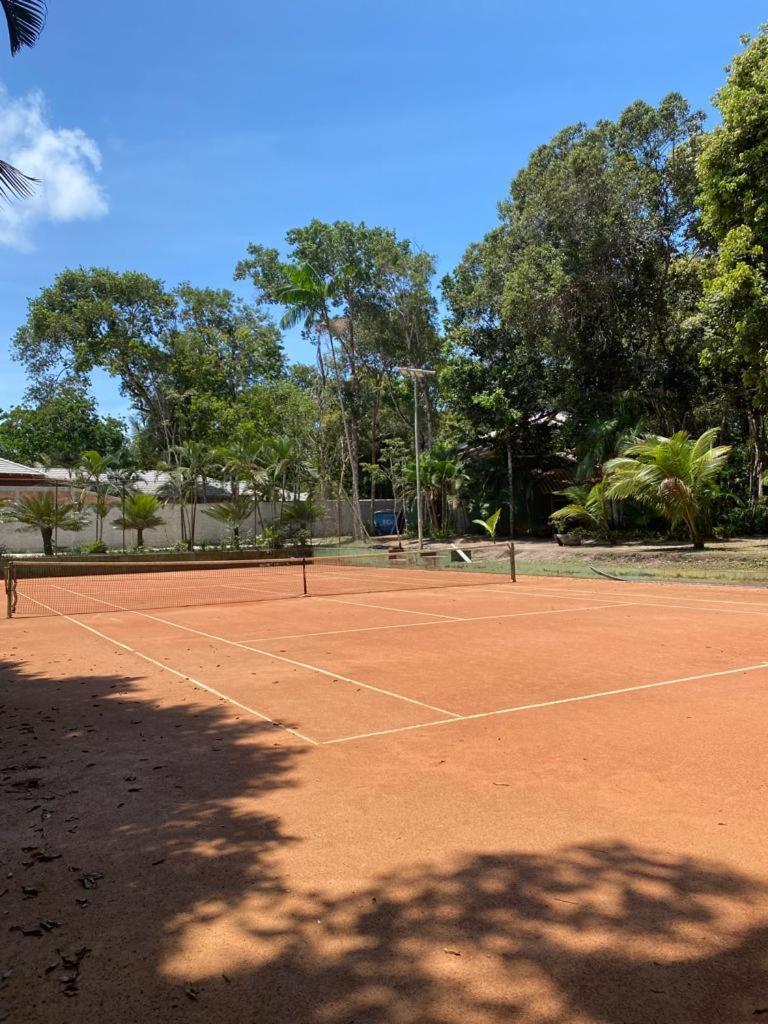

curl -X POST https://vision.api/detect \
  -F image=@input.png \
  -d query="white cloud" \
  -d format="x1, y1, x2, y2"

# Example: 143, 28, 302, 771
0, 84, 108, 249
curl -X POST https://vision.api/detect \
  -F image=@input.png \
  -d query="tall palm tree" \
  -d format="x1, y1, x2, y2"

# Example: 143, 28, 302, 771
1, 493, 85, 556
214, 442, 269, 540
76, 450, 114, 543
113, 493, 165, 548
107, 456, 141, 552
1, 1, 46, 200
549, 482, 614, 543
276, 263, 365, 539
165, 442, 216, 550
604, 429, 731, 549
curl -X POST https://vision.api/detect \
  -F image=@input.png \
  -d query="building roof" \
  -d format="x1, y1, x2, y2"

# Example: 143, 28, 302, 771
0, 457, 47, 477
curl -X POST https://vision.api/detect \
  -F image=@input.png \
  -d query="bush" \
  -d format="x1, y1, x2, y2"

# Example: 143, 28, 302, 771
73, 540, 109, 555
714, 498, 768, 537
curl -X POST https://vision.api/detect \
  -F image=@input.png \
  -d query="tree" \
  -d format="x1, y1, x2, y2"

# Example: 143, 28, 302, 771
0, 386, 126, 465
164, 441, 216, 550
113, 493, 165, 548
492, 95, 705, 433
76, 450, 114, 543
1, 493, 86, 556
12, 269, 285, 459
236, 221, 439, 538
549, 482, 614, 543
696, 27, 768, 502
1, 1, 46, 200
441, 228, 558, 537
604, 429, 731, 549
202, 496, 253, 549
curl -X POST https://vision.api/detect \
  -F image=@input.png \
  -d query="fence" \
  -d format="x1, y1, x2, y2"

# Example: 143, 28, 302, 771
0, 498, 395, 554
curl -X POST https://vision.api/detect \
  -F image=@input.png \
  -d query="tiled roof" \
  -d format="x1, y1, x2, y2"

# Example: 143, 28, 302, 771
0, 457, 47, 477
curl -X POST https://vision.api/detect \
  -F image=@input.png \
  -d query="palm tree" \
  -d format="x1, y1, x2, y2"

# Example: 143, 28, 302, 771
1, 493, 85, 556
113, 493, 165, 548
202, 496, 253, 549
76, 450, 114, 543
417, 449, 468, 534
165, 442, 216, 549
604, 429, 731, 550
213, 442, 269, 541
1, 1, 46, 200
106, 457, 141, 552
549, 482, 614, 543
276, 263, 365, 539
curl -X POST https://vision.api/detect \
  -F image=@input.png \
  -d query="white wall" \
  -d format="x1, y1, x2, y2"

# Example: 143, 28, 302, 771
0, 499, 395, 553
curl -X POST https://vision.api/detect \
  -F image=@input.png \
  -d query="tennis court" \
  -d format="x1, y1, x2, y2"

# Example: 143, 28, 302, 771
2, 557, 768, 1022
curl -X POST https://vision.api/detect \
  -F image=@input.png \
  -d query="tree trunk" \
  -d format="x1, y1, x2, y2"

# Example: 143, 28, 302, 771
137, 528, 144, 547
506, 435, 515, 539
41, 527, 53, 557
747, 410, 766, 505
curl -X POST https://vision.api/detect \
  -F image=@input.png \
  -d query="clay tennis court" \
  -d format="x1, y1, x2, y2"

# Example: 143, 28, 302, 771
2, 562, 768, 1022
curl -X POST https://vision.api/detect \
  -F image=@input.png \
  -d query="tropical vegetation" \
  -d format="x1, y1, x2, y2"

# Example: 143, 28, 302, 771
3, 27, 768, 553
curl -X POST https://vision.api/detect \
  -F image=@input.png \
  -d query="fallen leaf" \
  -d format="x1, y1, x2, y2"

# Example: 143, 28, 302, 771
443, 948, 461, 956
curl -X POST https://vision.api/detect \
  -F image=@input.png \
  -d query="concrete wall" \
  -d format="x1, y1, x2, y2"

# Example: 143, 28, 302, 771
0, 498, 395, 554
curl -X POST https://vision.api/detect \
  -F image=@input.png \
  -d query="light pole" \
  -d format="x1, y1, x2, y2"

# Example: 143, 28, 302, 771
396, 366, 436, 551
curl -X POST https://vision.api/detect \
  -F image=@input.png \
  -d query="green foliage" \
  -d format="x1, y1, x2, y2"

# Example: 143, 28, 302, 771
549, 483, 614, 543
605, 429, 731, 548
0, 386, 126, 465
202, 496, 254, 549
472, 508, 502, 542
112, 492, 165, 548
12, 268, 286, 459
696, 27, 768, 500
0, 493, 86, 555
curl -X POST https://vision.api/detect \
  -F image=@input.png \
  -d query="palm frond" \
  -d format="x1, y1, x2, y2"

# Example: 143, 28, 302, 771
2, 0, 46, 54
0, 157, 38, 201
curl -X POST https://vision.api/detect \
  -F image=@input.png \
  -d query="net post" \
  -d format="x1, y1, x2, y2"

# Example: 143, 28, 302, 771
301, 556, 308, 596
508, 542, 516, 583
5, 562, 15, 618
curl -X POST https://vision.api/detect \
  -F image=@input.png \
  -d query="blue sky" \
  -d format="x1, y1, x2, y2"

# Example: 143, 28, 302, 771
0, 0, 764, 419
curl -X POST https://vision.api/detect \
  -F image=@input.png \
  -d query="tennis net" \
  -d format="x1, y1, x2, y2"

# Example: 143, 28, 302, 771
4, 550, 514, 618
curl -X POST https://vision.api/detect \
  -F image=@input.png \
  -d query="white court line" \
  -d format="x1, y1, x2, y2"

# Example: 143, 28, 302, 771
133, 610, 462, 719
510, 576, 768, 607
314, 594, 463, 620
323, 660, 768, 745
11, 591, 319, 746
236, 601, 633, 645
471, 583, 768, 615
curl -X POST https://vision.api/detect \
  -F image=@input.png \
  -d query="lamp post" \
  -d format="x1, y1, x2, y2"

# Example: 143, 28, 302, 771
396, 367, 436, 551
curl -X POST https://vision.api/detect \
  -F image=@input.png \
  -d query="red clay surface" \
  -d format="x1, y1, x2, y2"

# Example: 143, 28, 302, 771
2, 573, 768, 1022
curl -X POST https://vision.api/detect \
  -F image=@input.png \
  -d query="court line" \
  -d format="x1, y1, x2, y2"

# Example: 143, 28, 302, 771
11, 591, 320, 746
471, 583, 768, 615
505, 578, 768, 608
322, 660, 768, 745
236, 601, 635, 644
313, 594, 463, 619
132, 610, 463, 719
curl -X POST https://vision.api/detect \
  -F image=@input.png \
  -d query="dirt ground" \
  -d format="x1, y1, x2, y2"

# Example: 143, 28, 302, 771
407, 535, 768, 583
2, 573, 768, 1023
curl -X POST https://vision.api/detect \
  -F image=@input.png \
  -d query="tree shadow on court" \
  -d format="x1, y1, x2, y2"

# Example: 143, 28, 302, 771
0, 652, 305, 1020
240, 841, 768, 1023
3, 652, 768, 1023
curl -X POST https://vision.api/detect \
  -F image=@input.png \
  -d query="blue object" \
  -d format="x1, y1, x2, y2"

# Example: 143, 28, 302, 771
373, 510, 404, 535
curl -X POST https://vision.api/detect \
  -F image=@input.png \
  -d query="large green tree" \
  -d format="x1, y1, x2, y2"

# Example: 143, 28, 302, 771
496, 94, 706, 435
12, 268, 286, 459
697, 27, 768, 501
236, 220, 439, 535
442, 227, 558, 537
0, 385, 126, 465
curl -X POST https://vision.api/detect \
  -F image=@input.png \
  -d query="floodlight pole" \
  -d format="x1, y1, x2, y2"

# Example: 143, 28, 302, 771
397, 367, 436, 551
